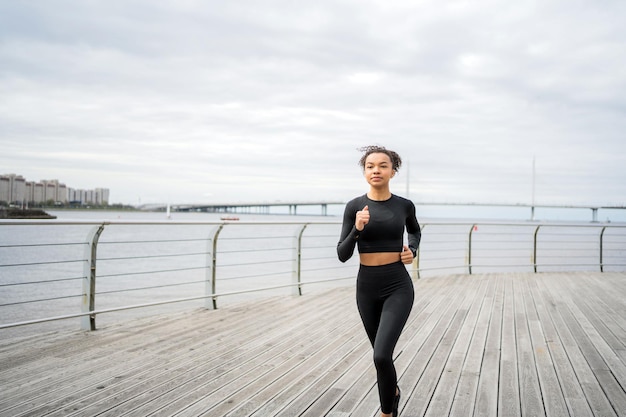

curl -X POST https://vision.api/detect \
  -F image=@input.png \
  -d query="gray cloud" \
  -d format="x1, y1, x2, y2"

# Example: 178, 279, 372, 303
1, 0, 625, 207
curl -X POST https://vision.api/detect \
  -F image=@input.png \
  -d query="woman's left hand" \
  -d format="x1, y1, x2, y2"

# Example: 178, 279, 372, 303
400, 245, 414, 265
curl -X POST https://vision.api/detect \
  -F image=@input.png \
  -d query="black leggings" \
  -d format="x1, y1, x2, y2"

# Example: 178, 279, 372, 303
356, 261, 414, 414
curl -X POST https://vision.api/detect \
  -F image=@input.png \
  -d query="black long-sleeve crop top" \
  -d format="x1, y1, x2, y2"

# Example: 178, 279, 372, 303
337, 194, 421, 263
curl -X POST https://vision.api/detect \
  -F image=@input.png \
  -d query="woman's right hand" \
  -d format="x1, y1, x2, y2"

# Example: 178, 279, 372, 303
355, 205, 370, 231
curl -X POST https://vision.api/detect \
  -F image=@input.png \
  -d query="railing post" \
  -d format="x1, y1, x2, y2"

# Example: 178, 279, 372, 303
82, 223, 107, 331
413, 224, 425, 279
206, 224, 225, 310
600, 226, 607, 272
293, 224, 308, 296
468, 224, 476, 274
533, 225, 541, 273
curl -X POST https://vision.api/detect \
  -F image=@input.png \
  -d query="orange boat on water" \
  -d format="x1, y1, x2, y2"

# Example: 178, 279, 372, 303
220, 216, 240, 221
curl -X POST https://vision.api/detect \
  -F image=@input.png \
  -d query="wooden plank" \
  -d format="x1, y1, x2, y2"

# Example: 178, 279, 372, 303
401, 276, 482, 416
528, 275, 594, 417
499, 276, 522, 417
448, 276, 497, 417
546, 274, 626, 417
472, 275, 504, 417
106, 310, 361, 416
0, 295, 301, 404
2, 290, 348, 417
1, 273, 625, 417
561, 273, 626, 364
271, 340, 370, 417
449, 276, 495, 417
514, 275, 546, 417
521, 276, 569, 417
255, 333, 368, 417
423, 276, 489, 417
537, 274, 621, 417
122, 293, 357, 417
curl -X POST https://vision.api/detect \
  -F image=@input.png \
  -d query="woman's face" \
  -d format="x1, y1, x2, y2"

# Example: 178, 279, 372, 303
363, 152, 395, 188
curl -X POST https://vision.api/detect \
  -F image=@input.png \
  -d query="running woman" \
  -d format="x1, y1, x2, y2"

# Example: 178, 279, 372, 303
337, 145, 421, 417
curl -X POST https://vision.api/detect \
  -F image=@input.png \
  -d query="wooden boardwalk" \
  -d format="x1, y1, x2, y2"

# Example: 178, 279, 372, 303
1, 272, 625, 417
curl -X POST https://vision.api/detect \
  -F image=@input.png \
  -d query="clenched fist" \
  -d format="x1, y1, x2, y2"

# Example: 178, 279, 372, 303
355, 205, 370, 231
401, 245, 414, 264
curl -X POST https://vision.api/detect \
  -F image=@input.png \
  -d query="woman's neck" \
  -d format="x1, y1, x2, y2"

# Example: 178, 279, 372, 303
367, 188, 392, 201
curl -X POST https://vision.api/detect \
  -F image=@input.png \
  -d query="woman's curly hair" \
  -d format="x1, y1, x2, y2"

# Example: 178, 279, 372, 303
358, 146, 402, 172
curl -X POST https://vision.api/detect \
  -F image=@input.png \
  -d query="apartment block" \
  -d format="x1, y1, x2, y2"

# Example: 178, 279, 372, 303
67, 187, 109, 205
1, 173, 109, 205
0, 174, 26, 204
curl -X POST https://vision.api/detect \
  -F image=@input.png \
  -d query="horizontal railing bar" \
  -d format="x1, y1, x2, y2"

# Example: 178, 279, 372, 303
302, 266, 357, 273
0, 259, 85, 268
218, 247, 293, 254
1, 293, 82, 307
471, 257, 537, 261
412, 265, 468, 272
471, 263, 600, 269
5, 274, 307, 313
420, 256, 466, 262
217, 259, 292, 268
302, 255, 341, 262
219, 271, 293, 281
536, 239, 599, 243
470, 248, 533, 252
409, 262, 615, 271
98, 251, 210, 262
302, 245, 337, 250
0, 242, 85, 248
419, 243, 468, 248
534, 263, 609, 267
95, 280, 206, 295
0, 276, 84, 287
300, 276, 356, 285
219, 235, 295, 241
0, 276, 354, 329
99, 237, 210, 245
97, 266, 208, 279
536, 250, 597, 254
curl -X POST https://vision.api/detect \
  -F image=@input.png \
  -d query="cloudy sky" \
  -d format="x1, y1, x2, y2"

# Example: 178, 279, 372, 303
1, 0, 625, 208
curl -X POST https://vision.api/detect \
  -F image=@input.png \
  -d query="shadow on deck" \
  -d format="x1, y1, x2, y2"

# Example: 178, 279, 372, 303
1, 272, 625, 417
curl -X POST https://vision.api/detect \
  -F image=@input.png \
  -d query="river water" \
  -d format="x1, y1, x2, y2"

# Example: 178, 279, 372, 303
1, 209, 624, 340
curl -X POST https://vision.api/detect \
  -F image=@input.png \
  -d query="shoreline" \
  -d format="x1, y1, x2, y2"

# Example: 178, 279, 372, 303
0, 208, 56, 219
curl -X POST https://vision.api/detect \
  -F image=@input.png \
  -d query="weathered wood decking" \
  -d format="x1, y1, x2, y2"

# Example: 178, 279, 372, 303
1, 272, 625, 417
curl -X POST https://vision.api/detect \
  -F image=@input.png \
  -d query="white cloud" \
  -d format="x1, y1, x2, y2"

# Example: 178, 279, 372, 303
1, 0, 625, 208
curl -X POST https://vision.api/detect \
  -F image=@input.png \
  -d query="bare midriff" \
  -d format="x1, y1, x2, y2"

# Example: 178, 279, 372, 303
359, 252, 402, 266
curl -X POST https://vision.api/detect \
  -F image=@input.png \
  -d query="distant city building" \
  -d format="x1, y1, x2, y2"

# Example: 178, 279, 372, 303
0, 174, 27, 205
0, 176, 10, 202
0, 173, 109, 206
95, 188, 110, 205
66, 186, 110, 205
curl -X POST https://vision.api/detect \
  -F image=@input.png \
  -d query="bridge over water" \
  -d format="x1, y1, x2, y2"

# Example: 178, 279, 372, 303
167, 201, 343, 216
140, 201, 626, 221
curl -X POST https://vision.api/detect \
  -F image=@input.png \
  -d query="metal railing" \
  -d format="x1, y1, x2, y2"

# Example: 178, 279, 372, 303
1, 220, 625, 332
415, 222, 626, 277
